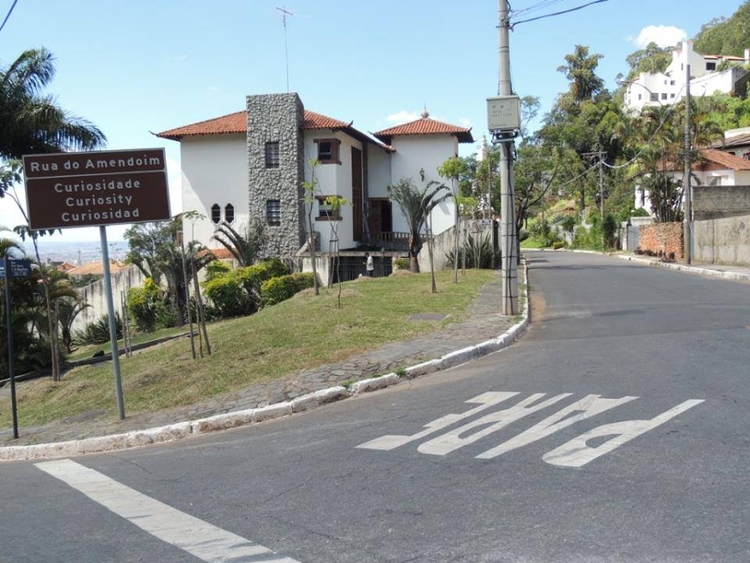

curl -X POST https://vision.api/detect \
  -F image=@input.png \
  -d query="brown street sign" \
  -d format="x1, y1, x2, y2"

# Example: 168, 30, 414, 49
23, 148, 171, 230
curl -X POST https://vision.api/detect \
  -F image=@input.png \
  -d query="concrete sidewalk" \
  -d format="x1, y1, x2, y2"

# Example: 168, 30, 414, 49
0, 268, 529, 461
615, 253, 750, 282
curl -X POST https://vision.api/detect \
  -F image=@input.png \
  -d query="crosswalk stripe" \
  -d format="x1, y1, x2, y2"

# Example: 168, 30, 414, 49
35, 459, 301, 563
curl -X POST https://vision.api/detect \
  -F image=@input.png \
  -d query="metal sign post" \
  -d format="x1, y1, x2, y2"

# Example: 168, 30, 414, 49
2, 256, 32, 439
22, 148, 171, 420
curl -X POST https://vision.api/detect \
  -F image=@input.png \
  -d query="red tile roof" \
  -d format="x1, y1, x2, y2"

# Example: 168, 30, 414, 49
302, 110, 350, 130
208, 247, 234, 260
660, 148, 750, 172
67, 261, 127, 277
156, 110, 364, 141
373, 115, 474, 144
697, 148, 750, 171
156, 111, 247, 140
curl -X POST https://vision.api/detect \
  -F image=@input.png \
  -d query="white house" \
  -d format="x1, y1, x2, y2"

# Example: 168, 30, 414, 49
156, 93, 473, 270
635, 148, 750, 213
624, 41, 750, 113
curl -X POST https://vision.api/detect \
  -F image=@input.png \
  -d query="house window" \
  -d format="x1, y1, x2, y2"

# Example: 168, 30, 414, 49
670, 93, 676, 98
670, 80, 675, 85
661, 93, 668, 100
211, 204, 221, 224
314, 138, 341, 164
224, 204, 235, 224
265, 141, 280, 168
638, 94, 642, 100
316, 196, 343, 221
266, 199, 281, 226
650, 92, 659, 102
706, 62, 716, 71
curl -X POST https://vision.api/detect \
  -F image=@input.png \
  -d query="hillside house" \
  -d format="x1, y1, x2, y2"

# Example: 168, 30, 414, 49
155, 93, 473, 275
635, 148, 750, 213
624, 41, 750, 113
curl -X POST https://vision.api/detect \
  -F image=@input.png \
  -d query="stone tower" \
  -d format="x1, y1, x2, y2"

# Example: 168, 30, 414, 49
246, 93, 306, 258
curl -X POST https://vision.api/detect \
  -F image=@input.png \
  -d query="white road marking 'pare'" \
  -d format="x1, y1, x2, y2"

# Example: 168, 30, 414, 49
358, 392, 703, 468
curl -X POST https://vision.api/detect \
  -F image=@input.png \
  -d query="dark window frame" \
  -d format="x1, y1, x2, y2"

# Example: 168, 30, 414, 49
314, 138, 341, 164
266, 199, 281, 226
265, 141, 280, 168
211, 204, 221, 224
224, 203, 235, 224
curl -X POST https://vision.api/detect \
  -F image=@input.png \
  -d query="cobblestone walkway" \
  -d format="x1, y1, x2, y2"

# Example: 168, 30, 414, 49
0, 271, 518, 446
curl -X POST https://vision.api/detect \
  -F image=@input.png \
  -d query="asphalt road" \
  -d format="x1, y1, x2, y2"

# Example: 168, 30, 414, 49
2, 251, 749, 563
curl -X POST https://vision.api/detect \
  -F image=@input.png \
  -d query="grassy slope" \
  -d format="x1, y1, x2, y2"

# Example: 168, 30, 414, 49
1, 269, 495, 427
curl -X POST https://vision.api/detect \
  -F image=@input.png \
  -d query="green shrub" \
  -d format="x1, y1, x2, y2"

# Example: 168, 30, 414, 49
203, 259, 293, 319
261, 272, 315, 306
73, 313, 123, 345
393, 257, 410, 270
560, 214, 578, 234
204, 260, 231, 282
602, 214, 617, 248
552, 241, 566, 250
126, 278, 166, 332
203, 271, 257, 318
445, 234, 500, 269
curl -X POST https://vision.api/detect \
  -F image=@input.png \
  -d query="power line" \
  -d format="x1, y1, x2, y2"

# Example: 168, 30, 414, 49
512, 0, 609, 28
0, 0, 18, 34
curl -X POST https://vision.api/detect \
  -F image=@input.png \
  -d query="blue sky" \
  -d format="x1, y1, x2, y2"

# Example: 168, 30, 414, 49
1, 0, 746, 242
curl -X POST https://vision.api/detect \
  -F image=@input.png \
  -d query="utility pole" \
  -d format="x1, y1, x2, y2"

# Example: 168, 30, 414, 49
496, 0, 519, 315
683, 63, 692, 264
582, 149, 607, 248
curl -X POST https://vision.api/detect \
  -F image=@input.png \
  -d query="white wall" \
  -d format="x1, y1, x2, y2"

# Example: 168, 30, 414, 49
72, 264, 149, 333
302, 130, 364, 250
367, 146, 392, 199
695, 169, 750, 186
389, 135, 458, 235
180, 134, 248, 247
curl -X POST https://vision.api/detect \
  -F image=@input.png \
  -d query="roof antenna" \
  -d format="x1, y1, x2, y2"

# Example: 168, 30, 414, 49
276, 6, 309, 93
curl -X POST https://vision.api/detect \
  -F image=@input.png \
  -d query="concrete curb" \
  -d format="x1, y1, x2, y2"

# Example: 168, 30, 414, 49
0, 265, 530, 462
616, 254, 750, 282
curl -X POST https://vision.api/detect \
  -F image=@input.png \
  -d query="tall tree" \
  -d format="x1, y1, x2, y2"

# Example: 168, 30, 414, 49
557, 45, 605, 105
693, 1, 750, 57
1, 48, 105, 380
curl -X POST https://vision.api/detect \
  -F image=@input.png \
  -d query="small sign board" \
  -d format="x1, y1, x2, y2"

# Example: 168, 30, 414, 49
22, 148, 171, 230
0, 259, 32, 279
487, 95, 522, 132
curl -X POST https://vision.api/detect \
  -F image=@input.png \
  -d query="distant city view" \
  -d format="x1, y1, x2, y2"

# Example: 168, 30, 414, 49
22, 239, 128, 266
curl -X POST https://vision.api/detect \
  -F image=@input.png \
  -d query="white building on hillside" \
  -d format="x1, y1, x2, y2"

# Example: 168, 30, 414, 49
156, 93, 473, 270
624, 41, 750, 113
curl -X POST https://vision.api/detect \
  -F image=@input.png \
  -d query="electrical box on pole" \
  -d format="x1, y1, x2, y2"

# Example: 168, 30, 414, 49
487, 95, 521, 133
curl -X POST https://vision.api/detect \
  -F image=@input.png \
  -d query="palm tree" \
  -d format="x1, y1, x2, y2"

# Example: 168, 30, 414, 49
0, 47, 105, 166
211, 219, 266, 267
1, 47, 105, 380
388, 179, 450, 273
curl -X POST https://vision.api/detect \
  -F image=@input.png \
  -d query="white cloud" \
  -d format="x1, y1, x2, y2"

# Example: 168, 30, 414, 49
386, 110, 419, 124
632, 25, 687, 49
